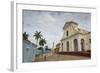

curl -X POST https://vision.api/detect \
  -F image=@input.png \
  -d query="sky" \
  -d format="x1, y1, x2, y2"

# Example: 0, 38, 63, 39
23, 10, 91, 48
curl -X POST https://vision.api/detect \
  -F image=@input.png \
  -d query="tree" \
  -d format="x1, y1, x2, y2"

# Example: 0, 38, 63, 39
23, 32, 29, 40
39, 38, 46, 54
33, 31, 42, 46
39, 38, 46, 47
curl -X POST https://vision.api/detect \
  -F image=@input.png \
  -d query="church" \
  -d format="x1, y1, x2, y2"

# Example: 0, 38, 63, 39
59, 21, 91, 52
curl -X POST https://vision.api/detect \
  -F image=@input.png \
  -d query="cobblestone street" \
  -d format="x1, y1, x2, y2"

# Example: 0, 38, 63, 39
35, 53, 90, 62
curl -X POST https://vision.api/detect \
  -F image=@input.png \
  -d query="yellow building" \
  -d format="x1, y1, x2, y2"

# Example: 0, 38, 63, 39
59, 21, 91, 52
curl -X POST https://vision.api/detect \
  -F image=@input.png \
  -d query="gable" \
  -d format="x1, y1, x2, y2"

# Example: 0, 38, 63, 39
63, 21, 78, 30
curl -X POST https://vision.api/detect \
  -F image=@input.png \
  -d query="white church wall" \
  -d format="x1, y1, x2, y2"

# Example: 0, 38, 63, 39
60, 21, 91, 53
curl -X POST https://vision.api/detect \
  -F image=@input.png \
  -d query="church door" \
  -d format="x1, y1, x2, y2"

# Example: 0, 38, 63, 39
74, 39, 78, 52
81, 39, 85, 52
66, 41, 69, 52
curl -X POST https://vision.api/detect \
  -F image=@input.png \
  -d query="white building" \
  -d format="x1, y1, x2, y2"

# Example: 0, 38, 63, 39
23, 40, 37, 62
59, 21, 91, 52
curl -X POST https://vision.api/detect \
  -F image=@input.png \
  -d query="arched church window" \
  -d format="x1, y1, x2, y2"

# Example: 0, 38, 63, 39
66, 31, 68, 36
89, 39, 91, 43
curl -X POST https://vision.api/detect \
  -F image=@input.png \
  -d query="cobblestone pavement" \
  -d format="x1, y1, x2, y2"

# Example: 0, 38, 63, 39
34, 53, 90, 62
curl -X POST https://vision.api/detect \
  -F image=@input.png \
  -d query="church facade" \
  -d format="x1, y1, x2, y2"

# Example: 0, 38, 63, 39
59, 21, 91, 52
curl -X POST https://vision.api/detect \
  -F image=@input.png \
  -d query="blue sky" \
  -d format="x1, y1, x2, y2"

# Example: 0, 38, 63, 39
23, 10, 91, 48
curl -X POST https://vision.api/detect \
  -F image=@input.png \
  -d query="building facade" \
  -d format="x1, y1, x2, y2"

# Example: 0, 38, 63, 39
59, 21, 91, 52
23, 40, 37, 62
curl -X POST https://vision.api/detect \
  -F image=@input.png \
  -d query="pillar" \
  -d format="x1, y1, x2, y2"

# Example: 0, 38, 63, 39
78, 38, 82, 51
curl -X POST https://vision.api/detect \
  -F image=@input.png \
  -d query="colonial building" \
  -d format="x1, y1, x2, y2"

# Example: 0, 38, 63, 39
23, 40, 52, 62
59, 21, 91, 52
23, 40, 37, 62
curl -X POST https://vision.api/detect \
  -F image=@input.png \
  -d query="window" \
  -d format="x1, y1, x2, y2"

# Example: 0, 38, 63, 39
66, 31, 68, 36
89, 39, 91, 43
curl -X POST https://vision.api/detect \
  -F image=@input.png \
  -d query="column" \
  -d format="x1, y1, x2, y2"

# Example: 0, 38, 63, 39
78, 38, 82, 51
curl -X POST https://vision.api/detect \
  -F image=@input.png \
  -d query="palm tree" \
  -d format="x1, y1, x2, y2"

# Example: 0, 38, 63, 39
39, 38, 46, 54
23, 32, 29, 40
39, 38, 46, 47
33, 31, 42, 47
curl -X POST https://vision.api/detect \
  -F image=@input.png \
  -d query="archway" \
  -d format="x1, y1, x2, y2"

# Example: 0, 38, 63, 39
74, 39, 78, 52
81, 39, 85, 52
66, 41, 69, 52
